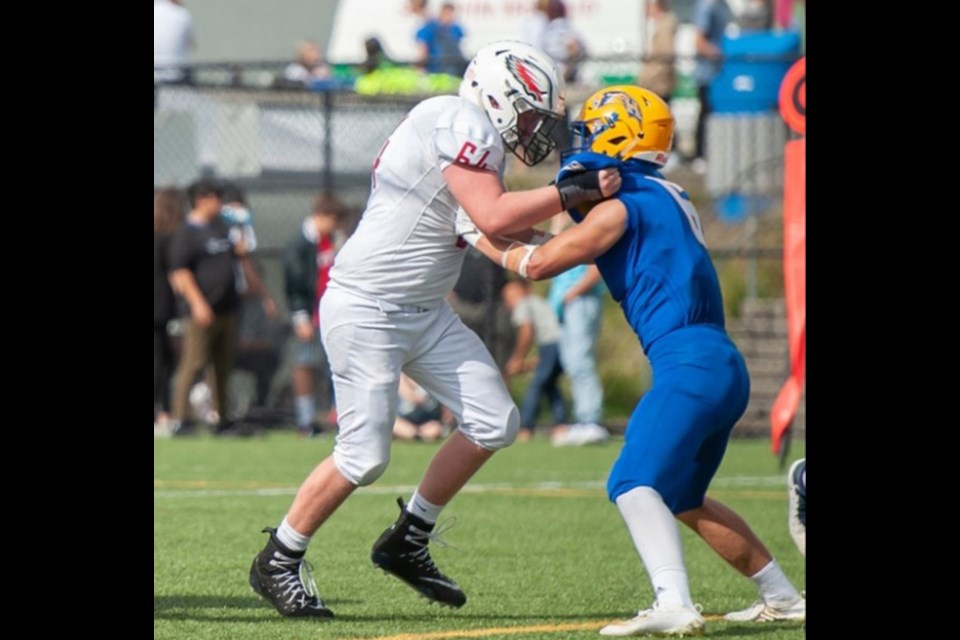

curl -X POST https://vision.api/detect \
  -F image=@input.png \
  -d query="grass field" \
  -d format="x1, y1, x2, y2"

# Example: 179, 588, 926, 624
155, 434, 806, 640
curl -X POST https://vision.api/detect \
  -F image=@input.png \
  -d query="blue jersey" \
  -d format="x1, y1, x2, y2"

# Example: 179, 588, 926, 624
557, 152, 725, 352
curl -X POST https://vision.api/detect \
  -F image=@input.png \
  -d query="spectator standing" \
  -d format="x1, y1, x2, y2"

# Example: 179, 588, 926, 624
154, 0, 195, 84
219, 182, 282, 417
168, 180, 248, 435
231, 259, 287, 422
692, 0, 736, 172
220, 183, 275, 309
520, 0, 550, 48
413, 1, 467, 76
283, 193, 347, 437
536, 0, 584, 150
184, 182, 278, 429
639, 0, 679, 101
540, 0, 585, 85
154, 187, 187, 437
502, 279, 566, 443
546, 262, 608, 447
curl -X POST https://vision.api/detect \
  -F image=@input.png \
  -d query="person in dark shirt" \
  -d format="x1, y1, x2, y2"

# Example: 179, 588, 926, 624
154, 186, 187, 436
168, 179, 243, 435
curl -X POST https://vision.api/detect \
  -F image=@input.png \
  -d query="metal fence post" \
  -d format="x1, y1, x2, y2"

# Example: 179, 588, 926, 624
746, 212, 758, 300
323, 89, 333, 193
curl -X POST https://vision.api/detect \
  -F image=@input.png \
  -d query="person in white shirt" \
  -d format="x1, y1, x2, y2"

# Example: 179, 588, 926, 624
248, 40, 621, 618
153, 0, 195, 84
519, 0, 550, 48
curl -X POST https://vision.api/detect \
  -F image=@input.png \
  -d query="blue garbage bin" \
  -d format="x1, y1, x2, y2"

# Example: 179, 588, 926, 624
710, 30, 801, 114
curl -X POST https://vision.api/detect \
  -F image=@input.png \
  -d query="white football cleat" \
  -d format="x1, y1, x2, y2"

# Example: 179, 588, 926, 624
723, 595, 805, 622
551, 423, 609, 447
787, 458, 806, 556
600, 602, 705, 637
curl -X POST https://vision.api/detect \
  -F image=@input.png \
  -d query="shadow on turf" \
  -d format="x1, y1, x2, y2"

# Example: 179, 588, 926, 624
156, 595, 628, 624
699, 625, 785, 638
155, 596, 788, 635
154, 595, 362, 622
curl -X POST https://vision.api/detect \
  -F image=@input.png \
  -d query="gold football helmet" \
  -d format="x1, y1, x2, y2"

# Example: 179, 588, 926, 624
569, 84, 675, 166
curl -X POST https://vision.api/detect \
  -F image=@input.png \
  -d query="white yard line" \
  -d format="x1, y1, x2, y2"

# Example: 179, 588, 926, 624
154, 476, 786, 499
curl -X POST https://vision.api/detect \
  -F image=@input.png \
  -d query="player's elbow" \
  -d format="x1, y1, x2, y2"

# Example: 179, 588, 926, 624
469, 201, 522, 237
523, 255, 552, 281
473, 213, 512, 237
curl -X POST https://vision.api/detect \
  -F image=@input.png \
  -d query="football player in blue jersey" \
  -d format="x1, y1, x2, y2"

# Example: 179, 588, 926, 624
458, 85, 805, 635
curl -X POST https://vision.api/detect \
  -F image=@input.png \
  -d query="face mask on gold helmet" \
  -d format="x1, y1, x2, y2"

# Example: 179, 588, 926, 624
567, 85, 675, 167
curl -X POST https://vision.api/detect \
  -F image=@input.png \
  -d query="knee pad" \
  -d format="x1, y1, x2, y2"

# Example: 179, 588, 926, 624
333, 445, 391, 486
353, 459, 390, 486
463, 403, 520, 450
500, 404, 520, 447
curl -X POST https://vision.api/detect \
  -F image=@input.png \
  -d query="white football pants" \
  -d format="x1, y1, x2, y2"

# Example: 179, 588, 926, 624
320, 286, 520, 486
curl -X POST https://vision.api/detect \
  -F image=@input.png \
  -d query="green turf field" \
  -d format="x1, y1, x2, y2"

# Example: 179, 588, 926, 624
155, 434, 806, 640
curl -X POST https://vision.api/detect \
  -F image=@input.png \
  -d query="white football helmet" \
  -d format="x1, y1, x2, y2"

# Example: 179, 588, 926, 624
459, 40, 565, 166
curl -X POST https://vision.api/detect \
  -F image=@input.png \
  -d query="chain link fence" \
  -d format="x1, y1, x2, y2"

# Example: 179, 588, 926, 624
155, 54, 799, 428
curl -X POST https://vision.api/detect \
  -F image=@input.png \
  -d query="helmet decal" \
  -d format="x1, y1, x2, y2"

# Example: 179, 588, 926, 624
594, 92, 642, 122
505, 54, 553, 104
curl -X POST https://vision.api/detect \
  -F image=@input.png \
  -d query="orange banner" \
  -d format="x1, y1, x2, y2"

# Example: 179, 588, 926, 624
770, 139, 805, 454
771, 57, 805, 455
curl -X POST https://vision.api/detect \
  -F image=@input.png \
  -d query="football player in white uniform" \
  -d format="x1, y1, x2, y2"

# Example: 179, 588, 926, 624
249, 40, 622, 618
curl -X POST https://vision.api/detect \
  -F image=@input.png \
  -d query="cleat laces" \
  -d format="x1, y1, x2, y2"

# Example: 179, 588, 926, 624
403, 517, 458, 573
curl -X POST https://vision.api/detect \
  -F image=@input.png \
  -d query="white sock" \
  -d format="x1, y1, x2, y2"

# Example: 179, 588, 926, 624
295, 395, 315, 428
751, 559, 801, 605
275, 516, 311, 553
615, 486, 693, 609
407, 490, 443, 524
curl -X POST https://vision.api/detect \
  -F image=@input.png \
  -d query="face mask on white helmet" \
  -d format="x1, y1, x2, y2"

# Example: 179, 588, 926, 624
459, 41, 566, 166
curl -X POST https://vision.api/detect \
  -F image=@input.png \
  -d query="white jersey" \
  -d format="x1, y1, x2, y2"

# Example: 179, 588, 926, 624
329, 95, 505, 308
154, 0, 194, 83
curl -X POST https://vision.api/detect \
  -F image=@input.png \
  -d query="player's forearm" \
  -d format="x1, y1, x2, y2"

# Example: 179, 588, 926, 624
484, 175, 612, 236
505, 241, 582, 281
447, 165, 618, 237
477, 186, 563, 237
508, 201, 626, 279
469, 234, 561, 281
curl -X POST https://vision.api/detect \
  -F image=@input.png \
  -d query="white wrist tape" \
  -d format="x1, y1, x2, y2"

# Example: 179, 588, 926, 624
517, 244, 537, 278
501, 241, 522, 268
501, 241, 538, 277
